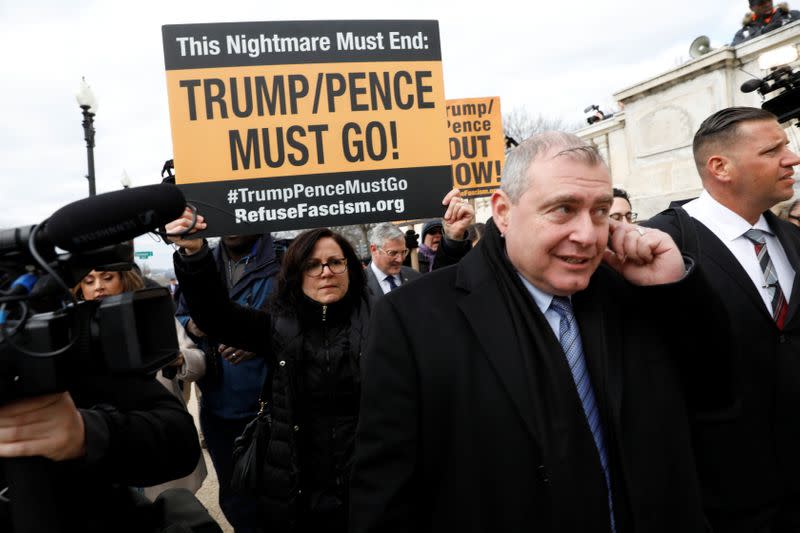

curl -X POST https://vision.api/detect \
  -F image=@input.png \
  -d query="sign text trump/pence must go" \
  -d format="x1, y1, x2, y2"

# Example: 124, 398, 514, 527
162, 20, 452, 236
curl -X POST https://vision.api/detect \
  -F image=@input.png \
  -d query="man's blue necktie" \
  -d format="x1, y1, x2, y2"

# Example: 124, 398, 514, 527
550, 296, 616, 532
385, 275, 398, 291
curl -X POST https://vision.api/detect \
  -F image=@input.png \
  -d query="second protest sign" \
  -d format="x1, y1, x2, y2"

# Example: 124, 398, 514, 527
447, 96, 504, 198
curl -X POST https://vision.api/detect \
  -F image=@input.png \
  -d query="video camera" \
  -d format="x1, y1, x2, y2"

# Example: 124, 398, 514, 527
741, 46, 800, 125
584, 104, 610, 126
0, 184, 187, 404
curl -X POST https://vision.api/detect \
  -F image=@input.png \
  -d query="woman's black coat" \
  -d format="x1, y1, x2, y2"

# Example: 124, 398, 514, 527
174, 246, 368, 532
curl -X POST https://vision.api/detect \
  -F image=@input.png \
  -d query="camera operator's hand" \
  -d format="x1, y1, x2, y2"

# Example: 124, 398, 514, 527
165, 207, 208, 255
219, 344, 256, 365
0, 392, 86, 461
167, 353, 186, 368
442, 188, 475, 241
186, 318, 207, 338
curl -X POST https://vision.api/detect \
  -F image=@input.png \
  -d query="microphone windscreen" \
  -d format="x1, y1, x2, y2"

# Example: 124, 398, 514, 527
740, 79, 763, 93
46, 184, 186, 252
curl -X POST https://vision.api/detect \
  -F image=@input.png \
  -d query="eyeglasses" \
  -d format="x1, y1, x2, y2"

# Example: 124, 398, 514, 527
610, 212, 638, 223
378, 247, 410, 259
304, 258, 348, 277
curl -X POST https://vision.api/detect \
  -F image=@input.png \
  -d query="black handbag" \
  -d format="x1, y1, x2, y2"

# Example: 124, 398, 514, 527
230, 370, 273, 492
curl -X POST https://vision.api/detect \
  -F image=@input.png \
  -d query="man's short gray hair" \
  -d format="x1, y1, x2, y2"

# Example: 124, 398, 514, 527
501, 131, 606, 203
369, 223, 405, 247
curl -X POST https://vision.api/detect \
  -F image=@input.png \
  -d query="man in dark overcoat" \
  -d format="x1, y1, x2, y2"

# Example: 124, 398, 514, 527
349, 131, 730, 533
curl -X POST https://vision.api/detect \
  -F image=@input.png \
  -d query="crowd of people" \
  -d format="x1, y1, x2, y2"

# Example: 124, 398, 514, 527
2, 97, 800, 533
162, 104, 795, 533
164, 186, 475, 532
2, 1, 800, 528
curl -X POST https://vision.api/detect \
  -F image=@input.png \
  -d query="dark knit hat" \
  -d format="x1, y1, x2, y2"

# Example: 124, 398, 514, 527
749, 0, 770, 6
95, 262, 134, 272
420, 220, 443, 244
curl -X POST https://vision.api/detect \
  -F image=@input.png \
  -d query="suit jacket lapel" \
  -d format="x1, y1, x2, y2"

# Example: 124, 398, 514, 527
695, 221, 774, 323
366, 266, 382, 295
768, 212, 800, 325
455, 253, 541, 447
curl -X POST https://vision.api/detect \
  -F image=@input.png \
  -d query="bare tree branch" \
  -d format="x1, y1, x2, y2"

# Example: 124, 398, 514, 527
503, 106, 583, 144
330, 223, 377, 260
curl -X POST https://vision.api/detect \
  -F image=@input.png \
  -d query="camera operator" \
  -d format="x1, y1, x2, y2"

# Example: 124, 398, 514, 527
0, 337, 201, 532
732, 0, 800, 45
73, 265, 207, 500
0, 182, 205, 530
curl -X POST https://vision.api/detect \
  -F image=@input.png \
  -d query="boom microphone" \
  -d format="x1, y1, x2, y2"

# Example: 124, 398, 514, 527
741, 78, 765, 94
0, 184, 186, 256
45, 184, 185, 252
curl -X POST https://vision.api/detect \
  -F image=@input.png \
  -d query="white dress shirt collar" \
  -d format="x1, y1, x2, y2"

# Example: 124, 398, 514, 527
370, 261, 398, 295
517, 273, 562, 337
684, 190, 772, 242
683, 190, 794, 313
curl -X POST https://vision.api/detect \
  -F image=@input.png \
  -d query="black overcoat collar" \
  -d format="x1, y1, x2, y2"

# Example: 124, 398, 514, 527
452, 247, 621, 454
454, 247, 541, 447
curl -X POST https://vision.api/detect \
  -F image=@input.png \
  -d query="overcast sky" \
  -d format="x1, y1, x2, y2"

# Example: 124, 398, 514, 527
0, 0, 741, 270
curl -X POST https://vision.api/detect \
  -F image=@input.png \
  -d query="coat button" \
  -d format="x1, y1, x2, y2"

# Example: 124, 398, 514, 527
294, 425, 300, 432
279, 360, 286, 367
779, 335, 787, 344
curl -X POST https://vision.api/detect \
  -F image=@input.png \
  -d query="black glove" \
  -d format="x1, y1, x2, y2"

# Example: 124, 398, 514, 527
161, 159, 175, 183
405, 229, 419, 250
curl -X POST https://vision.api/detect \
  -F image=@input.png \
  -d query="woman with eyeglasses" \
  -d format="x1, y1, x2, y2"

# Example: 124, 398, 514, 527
167, 210, 369, 533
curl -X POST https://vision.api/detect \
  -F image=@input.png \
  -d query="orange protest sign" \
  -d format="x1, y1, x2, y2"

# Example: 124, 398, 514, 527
446, 96, 504, 198
162, 21, 451, 235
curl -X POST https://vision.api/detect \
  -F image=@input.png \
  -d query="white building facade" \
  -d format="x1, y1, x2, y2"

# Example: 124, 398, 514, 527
576, 23, 800, 219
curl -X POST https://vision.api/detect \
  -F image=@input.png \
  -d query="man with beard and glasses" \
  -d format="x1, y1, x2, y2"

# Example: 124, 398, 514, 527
176, 233, 279, 533
609, 188, 637, 224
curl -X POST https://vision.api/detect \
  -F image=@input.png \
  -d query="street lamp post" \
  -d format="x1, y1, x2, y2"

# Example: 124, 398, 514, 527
75, 77, 98, 197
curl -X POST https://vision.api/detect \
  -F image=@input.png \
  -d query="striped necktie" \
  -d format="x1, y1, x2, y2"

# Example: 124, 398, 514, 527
743, 229, 788, 329
550, 296, 616, 532
385, 275, 399, 291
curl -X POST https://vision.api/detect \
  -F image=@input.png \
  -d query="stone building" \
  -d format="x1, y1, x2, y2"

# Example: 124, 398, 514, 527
576, 22, 800, 219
